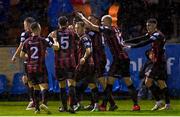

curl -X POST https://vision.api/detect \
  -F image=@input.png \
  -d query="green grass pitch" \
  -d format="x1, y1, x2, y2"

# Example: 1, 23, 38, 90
0, 100, 180, 116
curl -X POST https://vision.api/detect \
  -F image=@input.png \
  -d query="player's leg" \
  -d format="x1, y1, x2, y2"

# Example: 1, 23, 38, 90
157, 63, 170, 110
23, 63, 35, 110
39, 83, 51, 114
88, 82, 99, 112
157, 80, 170, 110
56, 69, 68, 112
67, 79, 76, 113
74, 64, 89, 111
33, 84, 41, 114
26, 80, 35, 110
123, 77, 140, 111
28, 73, 40, 114
58, 80, 68, 112
99, 61, 117, 111
121, 59, 140, 111
145, 63, 164, 111
145, 77, 163, 110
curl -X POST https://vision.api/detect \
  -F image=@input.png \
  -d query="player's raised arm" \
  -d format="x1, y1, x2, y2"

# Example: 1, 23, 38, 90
76, 12, 99, 32
11, 42, 23, 62
125, 34, 149, 43
20, 43, 27, 59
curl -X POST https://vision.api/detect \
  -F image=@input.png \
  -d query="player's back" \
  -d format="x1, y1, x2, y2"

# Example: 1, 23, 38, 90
55, 28, 77, 69
150, 31, 166, 62
100, 26, 128, 60
23, 36, 47, 73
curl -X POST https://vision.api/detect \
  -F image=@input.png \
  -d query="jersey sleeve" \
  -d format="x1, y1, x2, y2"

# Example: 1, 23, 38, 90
83, 37, 92, 49
44, 37, 54, 47
149, 32, 160, 41
20, 32, 27, 43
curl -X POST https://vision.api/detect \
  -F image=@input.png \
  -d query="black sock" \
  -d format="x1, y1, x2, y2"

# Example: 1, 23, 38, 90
34, 90, 40, 110
60, 88, 67, 109
161, 87, 170, 104
101, 86, 108, 107
75, 84, 87, 103
107, 84, 115, 106
41, 89, 48, 105
149, 83, 161, 101
102, 84, 115, 107
128, 84, 138, 105
69, 86, 76, 107
29, 87, 34, 102
91, 87, 99, 104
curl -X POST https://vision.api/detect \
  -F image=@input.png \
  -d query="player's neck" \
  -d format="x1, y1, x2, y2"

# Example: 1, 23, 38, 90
32, 33, 40, 37
149, 29, 158, 35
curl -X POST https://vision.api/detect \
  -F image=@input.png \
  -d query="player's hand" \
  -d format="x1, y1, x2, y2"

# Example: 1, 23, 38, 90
76, 12, 84, 20
123, 45, 131, 49
80, 57, 85, 65
11, 56, 16, 63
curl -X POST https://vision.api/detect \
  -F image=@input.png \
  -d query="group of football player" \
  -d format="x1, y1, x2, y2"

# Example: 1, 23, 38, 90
11, 12, 170, 114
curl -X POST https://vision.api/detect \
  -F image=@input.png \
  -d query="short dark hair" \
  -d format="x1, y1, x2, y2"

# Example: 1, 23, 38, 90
24, 17, 35, 24
58, 16, 68, 26
147, 18, 157, 24
30, 22, 40, 32
89, 14, 99, 20
73, 16, 82, 24
76, 21, 85, 27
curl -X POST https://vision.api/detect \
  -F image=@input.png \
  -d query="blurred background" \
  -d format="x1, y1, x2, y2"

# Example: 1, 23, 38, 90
0, 0, 179, 45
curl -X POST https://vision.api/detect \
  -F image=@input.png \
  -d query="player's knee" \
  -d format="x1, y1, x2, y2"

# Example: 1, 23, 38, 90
59, 80, 66, 88
67, 79, 76, 87
28, 81, 33, 88
145, 78, 153, 88
123, 77, 132, 86
39, 83, 48, 91
98, 77, 107, 89
88, 83, 96, 89
157, 80, 167, 89
107, 76, 115, 85
33, 85, 40, 90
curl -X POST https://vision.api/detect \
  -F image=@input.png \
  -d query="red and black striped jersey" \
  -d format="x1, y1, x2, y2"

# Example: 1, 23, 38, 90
22, 36, 53, 73
150, 31, 166, 62
87, 30, 106, 64
77, 34, 94, 65
99, 26, 129, 60
55, 28, 78, 69
20, 31, 31, 43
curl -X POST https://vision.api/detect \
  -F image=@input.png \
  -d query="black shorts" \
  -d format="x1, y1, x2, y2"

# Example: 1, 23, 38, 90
28, 72, 48, 85
145, 61, 167, 81
95, 60, 106, 78
55, 68, 75, 81
139, 60, 152, 79
109, 58, 130, 77
74, 63, 96, 83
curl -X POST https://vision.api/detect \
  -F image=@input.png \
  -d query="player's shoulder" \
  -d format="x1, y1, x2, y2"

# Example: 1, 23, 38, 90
151, 31, 165, 40
20, 31, 26, 37
21, 31, 30, 37
23, 37, 32, 45
87, 31, 95, 36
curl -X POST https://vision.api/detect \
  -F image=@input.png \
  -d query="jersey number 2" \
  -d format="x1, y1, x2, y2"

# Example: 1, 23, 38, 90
30, 47, 39, 59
